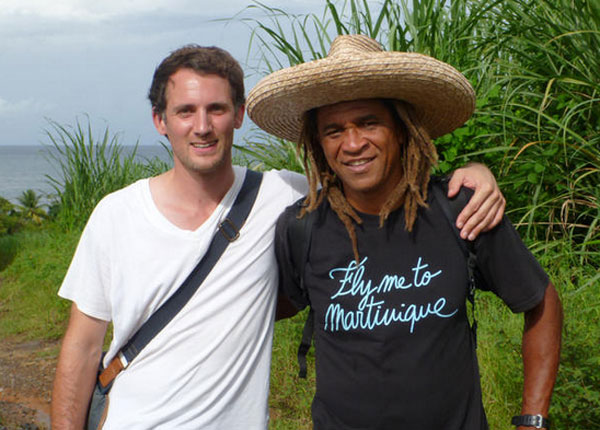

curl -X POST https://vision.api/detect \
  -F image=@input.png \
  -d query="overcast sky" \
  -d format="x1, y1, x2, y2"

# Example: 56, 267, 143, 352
0, 0, 329, 147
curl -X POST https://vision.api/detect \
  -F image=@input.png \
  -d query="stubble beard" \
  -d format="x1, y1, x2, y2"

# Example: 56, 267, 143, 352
175, 141, 233, 178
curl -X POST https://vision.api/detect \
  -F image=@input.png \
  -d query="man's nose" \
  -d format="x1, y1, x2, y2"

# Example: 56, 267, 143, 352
192, 110, 212, 135
342, 127, 367, 152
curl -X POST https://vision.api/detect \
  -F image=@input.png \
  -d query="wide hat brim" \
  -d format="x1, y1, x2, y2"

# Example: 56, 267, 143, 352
246, 34, 475, 142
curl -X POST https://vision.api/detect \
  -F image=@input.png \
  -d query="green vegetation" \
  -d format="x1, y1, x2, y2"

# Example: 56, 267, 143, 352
15, 189, 47, 225
0, 118, 172, 338
44, 117, 170, 230
0, 196, 24, 236
1, 189, 49, 272
239, 0, 599, 428
0, 1, 598, 429
0, 228, 78, 339
0, 235, 19, 272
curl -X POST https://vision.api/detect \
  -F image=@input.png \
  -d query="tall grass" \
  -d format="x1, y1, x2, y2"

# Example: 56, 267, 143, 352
472, 0, 599, 244
240, 0, 600, 428
235, 132, 304, 173
45, 117, 171, 230
242, 0, 599, 257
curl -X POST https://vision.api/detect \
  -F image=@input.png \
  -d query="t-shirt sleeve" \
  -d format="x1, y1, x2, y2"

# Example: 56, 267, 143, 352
274, 203, 310, 311
278, 169, 310, 204
58, 201, 112, 321
473, 215, 549, 313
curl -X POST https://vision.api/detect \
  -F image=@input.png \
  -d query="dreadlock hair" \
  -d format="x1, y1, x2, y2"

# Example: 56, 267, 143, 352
297, 99, 438, 261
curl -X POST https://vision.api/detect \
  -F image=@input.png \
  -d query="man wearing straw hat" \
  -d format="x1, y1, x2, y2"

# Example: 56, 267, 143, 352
52, 43, 505, 429
247, 34, 562, 429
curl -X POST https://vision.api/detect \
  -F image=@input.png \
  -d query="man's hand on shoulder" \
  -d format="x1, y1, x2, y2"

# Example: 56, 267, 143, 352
448, 162, 506, 240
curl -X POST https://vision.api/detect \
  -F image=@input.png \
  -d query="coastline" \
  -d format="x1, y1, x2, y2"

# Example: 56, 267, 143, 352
0, 145, 171, 204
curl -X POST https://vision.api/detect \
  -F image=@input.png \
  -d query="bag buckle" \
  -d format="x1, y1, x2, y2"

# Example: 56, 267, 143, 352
218, 218, 240, 242
98, 352, 128, 389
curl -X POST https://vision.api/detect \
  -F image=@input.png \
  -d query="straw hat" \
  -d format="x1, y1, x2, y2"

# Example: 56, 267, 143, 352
246, 34, 475, 142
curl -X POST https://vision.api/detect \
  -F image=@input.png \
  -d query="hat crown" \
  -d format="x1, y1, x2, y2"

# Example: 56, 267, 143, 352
328, 34, 383, 58
247, 34, 475, 143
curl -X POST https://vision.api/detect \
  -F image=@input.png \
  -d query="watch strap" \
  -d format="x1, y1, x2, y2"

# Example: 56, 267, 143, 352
511, 414, 550, 429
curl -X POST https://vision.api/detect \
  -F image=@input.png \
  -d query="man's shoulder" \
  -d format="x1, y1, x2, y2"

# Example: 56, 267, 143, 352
276, 195, 330, 236
277, 196, 305, 223
242, 167, 308, 207
89, 178, 149, 221
428, 176, 473, 214
262, 168, 307, 188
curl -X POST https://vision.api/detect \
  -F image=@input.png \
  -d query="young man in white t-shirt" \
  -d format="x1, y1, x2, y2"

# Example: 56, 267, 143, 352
50, 44, 506, 429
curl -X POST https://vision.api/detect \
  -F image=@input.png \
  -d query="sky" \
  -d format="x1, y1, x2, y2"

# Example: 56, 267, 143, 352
0, 0, 328, 147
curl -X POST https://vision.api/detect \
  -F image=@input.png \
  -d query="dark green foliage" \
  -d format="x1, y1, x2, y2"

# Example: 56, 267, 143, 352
0, 235, 19, 272
0, 197, 23, 236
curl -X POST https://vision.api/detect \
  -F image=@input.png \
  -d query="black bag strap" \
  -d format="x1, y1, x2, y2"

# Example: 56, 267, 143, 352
288, 199, 317, 379
430, 178, 480, 346
99, 169, 263, 389
297, 307, 315, 379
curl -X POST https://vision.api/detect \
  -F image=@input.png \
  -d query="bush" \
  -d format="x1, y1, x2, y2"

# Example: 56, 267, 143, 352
0, 235, 19, 272
0, 197, 23, 236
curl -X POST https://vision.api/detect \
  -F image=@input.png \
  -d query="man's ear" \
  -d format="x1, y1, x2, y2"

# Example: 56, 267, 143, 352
234, 104, 245, 129
152, 109, 167, 136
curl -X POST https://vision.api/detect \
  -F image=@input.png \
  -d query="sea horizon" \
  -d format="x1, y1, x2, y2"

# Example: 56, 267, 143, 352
0, 144, 172, 205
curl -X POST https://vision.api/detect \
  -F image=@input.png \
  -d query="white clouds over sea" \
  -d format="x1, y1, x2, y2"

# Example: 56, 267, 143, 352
0, 0, 326, 146
0, 97, 56, 116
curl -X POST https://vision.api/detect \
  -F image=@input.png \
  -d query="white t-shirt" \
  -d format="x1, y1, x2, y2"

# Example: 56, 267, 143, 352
59, 166, 307, 429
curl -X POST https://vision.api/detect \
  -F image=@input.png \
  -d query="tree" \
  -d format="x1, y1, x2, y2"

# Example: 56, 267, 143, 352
16, 189, 47, 225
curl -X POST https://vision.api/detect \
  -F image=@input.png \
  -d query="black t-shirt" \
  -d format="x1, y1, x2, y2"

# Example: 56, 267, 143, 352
275, 183, 549, 430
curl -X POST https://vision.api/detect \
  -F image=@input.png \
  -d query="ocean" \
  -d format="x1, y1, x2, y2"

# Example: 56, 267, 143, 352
0, 145, 172, 204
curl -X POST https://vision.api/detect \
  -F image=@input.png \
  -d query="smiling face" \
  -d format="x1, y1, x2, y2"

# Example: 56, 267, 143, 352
316, 99, 404, 214
152, 68, 244, 179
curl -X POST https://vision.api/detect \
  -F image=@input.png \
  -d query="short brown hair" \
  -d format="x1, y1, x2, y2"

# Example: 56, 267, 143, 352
148, 45, 245, 115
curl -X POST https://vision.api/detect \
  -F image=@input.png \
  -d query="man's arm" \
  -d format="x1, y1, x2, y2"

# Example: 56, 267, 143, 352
51, 303, 109, 430
274, 205, 311, 319
275, 292, 300, 321
447, 162, 506, 240
517, 282, 563, 429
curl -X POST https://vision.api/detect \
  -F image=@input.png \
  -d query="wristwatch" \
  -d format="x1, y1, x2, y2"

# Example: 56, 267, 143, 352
511, 414, 550, 429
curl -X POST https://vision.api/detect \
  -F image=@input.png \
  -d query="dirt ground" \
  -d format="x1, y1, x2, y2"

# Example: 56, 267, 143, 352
0, 339, 59, 430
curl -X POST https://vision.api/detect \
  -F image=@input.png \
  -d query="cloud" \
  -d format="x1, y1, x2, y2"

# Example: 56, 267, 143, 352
0, 0, 330, 53
0, 0, 327, 22
0, 0, 330, 147
0, 0, 174, 22
0, 0, 254, 22
0, 97, 55, 116
0, 1, 258, 50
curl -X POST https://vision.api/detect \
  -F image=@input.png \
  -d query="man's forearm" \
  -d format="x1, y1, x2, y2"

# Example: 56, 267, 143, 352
51, 304, 108, 429
520, 283, 563, 416
51, 339, 103, 429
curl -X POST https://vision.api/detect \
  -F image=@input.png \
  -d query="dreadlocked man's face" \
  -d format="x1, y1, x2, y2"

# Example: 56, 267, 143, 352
316, 99, 403, 214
